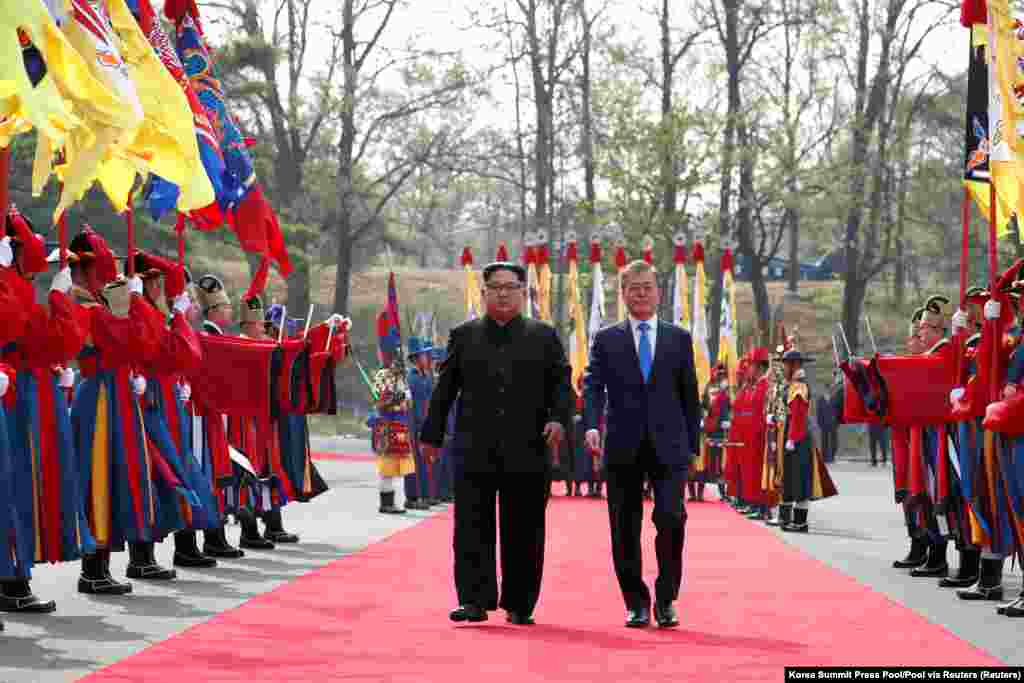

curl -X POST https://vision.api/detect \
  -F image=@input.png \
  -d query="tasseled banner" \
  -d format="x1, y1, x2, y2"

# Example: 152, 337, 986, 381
673, 242, 687, 264
590, 238, 602, 264
163, 0, 202, 31
232, 185, 292, 277
495, 243, 509, 262
642, 235, 654, 265
721, 247, 735, 273
461, 247, 473, 267
692, 242, 705, 264
960, 0, 986, 26
614, 242, 627, 270
565, 240, 578, 263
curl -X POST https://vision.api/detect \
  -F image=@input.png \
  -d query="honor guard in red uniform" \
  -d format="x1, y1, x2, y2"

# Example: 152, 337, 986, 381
68, 228, 167, 594
132, 253, 220, 571
192, 275, 246, 559
0, 207, 74, 614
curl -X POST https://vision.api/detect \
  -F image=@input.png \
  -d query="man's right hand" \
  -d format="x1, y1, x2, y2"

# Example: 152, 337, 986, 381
585, 429, 602, 456
421, 443, 440, 464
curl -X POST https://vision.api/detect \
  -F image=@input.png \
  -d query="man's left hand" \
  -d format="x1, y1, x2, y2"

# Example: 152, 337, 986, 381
543, 422, 564, 450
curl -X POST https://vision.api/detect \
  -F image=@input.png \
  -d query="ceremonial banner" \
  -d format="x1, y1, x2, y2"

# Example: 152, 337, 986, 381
692, 242, 712, 393
536, 234, 552, 322
614, 240, 627, 322
718, 248, 739, 388
565, 235, 588, 395
126, 0, 219, 218
672, 234, 689, 330
460, 247, 483, 320
588, 238, 606, 348
986, 1, 1024, 236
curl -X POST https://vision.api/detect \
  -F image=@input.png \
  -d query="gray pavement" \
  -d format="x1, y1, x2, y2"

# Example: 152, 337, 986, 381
0, 445, 1018, 681
765, 460, 1022, 666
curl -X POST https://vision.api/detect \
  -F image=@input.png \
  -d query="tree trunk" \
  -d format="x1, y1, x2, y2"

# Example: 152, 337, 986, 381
709, 0, 740, 362
659, 0, 677, 226
786, 208, 799, 293
332, 0, 357, 315
579, 0, 596, 233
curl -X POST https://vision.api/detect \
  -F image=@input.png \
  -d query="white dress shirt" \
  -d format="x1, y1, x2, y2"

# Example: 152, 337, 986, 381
628, 314, 658, 358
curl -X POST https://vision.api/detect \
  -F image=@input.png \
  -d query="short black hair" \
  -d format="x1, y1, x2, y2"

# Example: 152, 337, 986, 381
482, 261, 526, 283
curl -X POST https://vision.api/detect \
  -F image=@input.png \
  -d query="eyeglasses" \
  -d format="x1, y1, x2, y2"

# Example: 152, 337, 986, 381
485, 283, 523, 293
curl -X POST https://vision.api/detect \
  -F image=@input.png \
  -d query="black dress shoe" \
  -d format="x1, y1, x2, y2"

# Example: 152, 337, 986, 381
78, 575, 133, 595
203, 543, 245, 559
654, 601, 679, 628
239, 535, 276, 550
909, 564, 948, 578
173, 551, 218, 568
625, 607, 650, 628
998, 597, 1024, 616
0, 593, 57, 613
265, 530, 300, 544
938, 574, 978, 589
505, 610, 535, 625
449, 604, 487, 623
958, 583, 1004, 601
126, 563, 177, 580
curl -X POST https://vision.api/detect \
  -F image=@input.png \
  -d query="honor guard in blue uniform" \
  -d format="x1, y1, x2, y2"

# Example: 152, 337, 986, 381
404, 336, 436, 509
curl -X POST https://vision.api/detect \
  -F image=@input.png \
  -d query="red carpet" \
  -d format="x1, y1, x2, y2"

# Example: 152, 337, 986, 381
84, 498, 1001, 682
311, 451, 375, 462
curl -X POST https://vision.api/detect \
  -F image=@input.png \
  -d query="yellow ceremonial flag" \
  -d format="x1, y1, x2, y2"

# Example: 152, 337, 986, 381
692, 242, 712, 393
460, 247, 483, 320
989, 0, 1024, 156
566, 241, 588, 395
537, 254, 552, 322
0, 0, 134, 209
717, 249, 739, 388
57, 0, 145, 218
104, 0, 213, 211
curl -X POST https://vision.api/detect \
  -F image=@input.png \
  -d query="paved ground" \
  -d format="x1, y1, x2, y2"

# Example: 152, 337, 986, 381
0, 445, 1017, 681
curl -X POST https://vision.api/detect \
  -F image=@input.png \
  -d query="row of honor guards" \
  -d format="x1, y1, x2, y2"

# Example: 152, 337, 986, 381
0, 206, 345, 629
878, 291, 1024, 618
692, 344, 838, 531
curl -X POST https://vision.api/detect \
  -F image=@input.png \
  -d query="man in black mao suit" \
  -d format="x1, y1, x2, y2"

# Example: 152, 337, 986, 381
420, 261, 572, 626
583, 259, 701, 629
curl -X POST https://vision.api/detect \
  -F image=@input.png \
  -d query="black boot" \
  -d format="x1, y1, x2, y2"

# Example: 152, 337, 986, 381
999, 591, 1024, 616
892, 537, 928, 569
173, 530, 217, 568
238, 510, 275, 550
379, 491, 406, 514
687, 482, 697, 501
783, 507, 809, 532
939, 548, 981, 588
263, 509, 299, 543
126, 542, 176, 580
910, 541, 948, 577
696, 483, 705, 502
768, 504, 791, 527
203, 526, 245, 559
0, 579, 56, 613
588, 481, 603, 499
958, 558, 1004, 601
78, 550, 132, 595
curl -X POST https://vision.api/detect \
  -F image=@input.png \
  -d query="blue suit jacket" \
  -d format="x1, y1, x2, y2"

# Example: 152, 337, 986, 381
583, 320, 701, 468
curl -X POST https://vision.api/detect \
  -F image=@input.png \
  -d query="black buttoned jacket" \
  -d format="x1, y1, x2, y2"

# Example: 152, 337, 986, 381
420, 315, 573, 474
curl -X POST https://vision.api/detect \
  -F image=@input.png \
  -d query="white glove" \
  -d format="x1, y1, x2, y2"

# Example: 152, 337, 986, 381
59, 367, 75, 388
326, 313, 347, 327
699, 419, 704, 430
172, 292, 192, 314
50, 266, 72, 294
0, 237, 13, 269
127, 275, 143, 297
950, 387, 966, 404
0, 371, 9, 398
984, 300, 1001, 320
785, 440, 795, 451
766, 415, 776, 426
721, 420, 731, 429
178, 382, 191, 401
131, 374, 147, 396
951, 309, 968, 333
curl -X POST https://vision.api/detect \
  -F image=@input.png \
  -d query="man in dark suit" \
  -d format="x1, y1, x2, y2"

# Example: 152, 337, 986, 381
420, 262, 572, 626
583, 259, 701, 629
